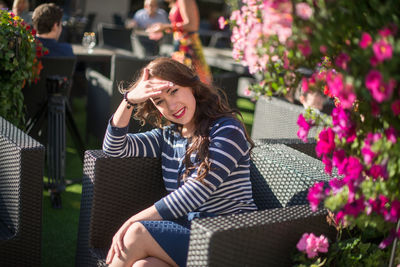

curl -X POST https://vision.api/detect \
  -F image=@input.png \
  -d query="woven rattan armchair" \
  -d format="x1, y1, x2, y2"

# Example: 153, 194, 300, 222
0, 116, 45, 266
76, 142, 336, 267
251, 96, 324, 140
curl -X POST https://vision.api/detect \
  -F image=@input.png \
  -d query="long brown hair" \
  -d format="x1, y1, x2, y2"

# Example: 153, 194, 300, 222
123, 57, 254, 183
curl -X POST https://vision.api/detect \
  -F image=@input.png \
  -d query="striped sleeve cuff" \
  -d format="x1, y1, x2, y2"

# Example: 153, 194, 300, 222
154, 198, 175, 220
107, 117, 129, 136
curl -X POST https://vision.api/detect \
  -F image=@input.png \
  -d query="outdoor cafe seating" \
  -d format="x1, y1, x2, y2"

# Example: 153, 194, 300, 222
75, 140, 336, 266
0, 116, 45, 266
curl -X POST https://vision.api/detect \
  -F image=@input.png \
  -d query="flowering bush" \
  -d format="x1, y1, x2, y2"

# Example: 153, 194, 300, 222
221, 0, 400, 265
0, 9, 47, 128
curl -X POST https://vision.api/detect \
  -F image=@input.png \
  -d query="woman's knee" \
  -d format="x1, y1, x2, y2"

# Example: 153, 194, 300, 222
123, 222, 148, 248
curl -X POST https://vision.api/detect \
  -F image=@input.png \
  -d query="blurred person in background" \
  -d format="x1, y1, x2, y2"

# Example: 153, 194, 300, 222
32, 3, 74, 57
147, 0, 212, 85
12, 0, 31, 24
126, 0, 169, 30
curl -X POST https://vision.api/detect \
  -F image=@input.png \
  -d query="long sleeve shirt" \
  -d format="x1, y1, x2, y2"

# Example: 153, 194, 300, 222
103, 116, 258, 220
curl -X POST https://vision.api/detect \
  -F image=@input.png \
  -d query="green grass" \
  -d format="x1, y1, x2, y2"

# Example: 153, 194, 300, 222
41, 96, 255, 266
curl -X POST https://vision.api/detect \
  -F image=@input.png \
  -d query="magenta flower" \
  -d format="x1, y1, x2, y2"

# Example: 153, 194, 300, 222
322, 155, 332, 175
384, 200, 400, 223
337, 83, 357, 109
367, 195, 389, 215
296, 3, 313, 20
378, 27, 393, 37
391, 99, 400, 116
301, 77, 309, 92
385, 126, 397, 143
218, 16, 226, 30
361, 146, 375, 165
345, 156, 363, 182
329, 177, 345, 194
359, 32, 372, 49
371, 101, 380, 117
308, 181, 325, 212
331, 107, 356, 142
371, 80, 395, 103
297, 233, 329, 259
335, 53, 350, 70
320, 45, 327, 54
365, 70, 383, 92
332, 149, 348, 175
369, 164, 388, 180
370, 55, 379, 67
298, 40, 312, 57
372, 40, 393, 62
316, 128, 336, 157
297, 114, 312, 142
343, 197, 366, 218
326, 71, 344, 97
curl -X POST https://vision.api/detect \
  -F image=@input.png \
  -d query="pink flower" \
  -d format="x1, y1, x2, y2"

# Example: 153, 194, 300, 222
345, 156, 363, 182
218, 16, 227, 30
316, 128, 336, 157
301, 77, 309, 92
297, 114, 313, 142
367, 195, 389, 215
308, 181, 325, 212
372, 40, 393, 62
331, 107, 356, 142
322, 155, 332, 175
329, 177, 345, 194
369, 164, 388, 180
343, 197, 365, 218
337, 84, 356, 110
320, 45, 327, 54
371, 101, 380, 117
370, 55, 379, 67
332, 149, 348, 175
391, 99, 400, 116
379, 27, 393, 37
384, 200, 400, 223
365, 70, 383, 92
370, 79, 395, 103
359, 32, 372, 49
297, 233, 329, 259
326, 71, 343, 97
361, 146, 375, 165
335, 53, 350, 70
298, 40, 312, 57
296, 3, 313, 20
385, 126, 398, 143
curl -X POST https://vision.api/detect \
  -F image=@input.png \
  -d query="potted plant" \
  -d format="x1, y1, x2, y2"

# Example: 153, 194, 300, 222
0, 9, 46, 128
221, 0, 400, 265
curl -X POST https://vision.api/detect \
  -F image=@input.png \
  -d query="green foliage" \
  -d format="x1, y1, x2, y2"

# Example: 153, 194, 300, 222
0, 10, 46, 128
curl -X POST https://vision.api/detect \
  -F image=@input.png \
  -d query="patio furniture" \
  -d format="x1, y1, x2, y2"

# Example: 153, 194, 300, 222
0, 116, 45, 266
75, 142, 336, 266
251, 96, 324, 140
85, 54, 152, 140
22, 56, 77, 145
98, 23, 133, 51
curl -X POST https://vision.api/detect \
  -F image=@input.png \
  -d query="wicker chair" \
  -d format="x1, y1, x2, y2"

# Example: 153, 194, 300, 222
75, 142, 336, 267
251, 96, 324, 140
0, 116, 45, 266
85, 54, 153, 140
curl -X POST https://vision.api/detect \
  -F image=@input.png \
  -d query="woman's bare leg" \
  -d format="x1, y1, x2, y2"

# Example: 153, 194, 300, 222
108, 222, 178, 267
132, 257, 172, 267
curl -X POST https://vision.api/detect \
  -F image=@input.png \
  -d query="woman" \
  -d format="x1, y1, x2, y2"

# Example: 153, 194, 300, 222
146, 0, 212, 85
12, 0, 31, 24
103, 58, 257, 267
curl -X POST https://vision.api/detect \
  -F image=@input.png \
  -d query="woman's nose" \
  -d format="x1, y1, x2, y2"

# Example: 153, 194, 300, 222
166, 99, 177, 111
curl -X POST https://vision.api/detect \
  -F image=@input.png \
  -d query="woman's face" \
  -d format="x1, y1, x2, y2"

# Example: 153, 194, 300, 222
150, 78, 196, 134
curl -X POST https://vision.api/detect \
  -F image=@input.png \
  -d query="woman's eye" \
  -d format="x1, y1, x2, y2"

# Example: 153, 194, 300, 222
171, 88, 178, 95
156, 100, 164, 105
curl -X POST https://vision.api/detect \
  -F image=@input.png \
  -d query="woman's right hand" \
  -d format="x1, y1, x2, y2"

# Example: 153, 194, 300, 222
106, 219, 134, 264
126, 68, 174, 104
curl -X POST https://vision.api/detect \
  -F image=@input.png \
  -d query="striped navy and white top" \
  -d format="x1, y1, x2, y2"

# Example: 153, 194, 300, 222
103, 116, 258, 220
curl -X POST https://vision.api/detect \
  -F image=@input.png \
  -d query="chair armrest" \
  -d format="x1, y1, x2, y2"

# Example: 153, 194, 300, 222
254, 138, 317, 159
187, 205, 336, 267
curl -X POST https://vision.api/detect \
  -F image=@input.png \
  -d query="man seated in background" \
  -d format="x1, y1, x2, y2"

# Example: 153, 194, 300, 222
32, 3, 74, 57
126, 0, 169, 57
126, 0, 169, 30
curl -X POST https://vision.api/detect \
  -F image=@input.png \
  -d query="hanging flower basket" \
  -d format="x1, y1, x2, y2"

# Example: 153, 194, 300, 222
0, 9, 47, 128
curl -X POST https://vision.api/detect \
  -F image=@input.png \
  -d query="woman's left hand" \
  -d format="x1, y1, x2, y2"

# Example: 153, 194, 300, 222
106, 219, 134, 264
